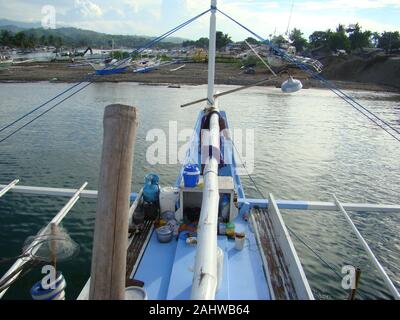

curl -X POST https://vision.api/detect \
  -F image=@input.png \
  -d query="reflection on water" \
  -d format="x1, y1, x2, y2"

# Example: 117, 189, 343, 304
0, 82, 399, 299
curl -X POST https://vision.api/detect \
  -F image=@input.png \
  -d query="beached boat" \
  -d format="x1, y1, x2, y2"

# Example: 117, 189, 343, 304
89, 58, 132, 75
265, 39, 323, 73
132, 59, 161, 73
0, 0, 399, 301
0, 55, 13, 69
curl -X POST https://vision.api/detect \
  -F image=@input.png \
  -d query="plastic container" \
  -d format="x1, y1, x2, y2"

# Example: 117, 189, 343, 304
159, 187, 179, 213
226, 222, 235, 239
132, 210, 144, 225
125, 286, 147, 300
156, 226, 173, 243
30, 272, 66, 300
235, 233, 246, 251
166, 219, 179, 236
183, 164, 200, 188
219, 194, 230, 221
161, 211, 175, 221
143, 173, 159, 203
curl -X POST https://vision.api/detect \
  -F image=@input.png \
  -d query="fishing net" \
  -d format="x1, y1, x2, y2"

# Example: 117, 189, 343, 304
22, 225, 79, 263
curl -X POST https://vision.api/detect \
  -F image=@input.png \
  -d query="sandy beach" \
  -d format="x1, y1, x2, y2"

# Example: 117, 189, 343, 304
0, 61, 399, 93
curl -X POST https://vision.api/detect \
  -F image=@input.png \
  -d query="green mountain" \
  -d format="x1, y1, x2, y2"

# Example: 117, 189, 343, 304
0, 19, 185, 49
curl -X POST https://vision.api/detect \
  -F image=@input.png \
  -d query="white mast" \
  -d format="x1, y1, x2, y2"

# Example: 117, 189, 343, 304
191, 0, 220, 300
207, 0, 217, 107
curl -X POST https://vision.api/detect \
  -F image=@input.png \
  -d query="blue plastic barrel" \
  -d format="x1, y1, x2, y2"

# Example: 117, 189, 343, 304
183, 164, 200, 188
143, 173, 159, 203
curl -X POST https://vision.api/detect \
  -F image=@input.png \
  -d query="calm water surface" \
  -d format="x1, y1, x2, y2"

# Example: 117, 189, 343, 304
0, 82, 399, 300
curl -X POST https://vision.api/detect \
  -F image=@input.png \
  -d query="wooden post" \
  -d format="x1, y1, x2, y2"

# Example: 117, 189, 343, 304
50, 223, 57, 270
89, 104, 138, 300
348, 267, 361, 300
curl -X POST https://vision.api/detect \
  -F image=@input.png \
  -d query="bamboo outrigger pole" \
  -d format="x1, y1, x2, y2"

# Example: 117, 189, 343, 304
89, 104, 138, 300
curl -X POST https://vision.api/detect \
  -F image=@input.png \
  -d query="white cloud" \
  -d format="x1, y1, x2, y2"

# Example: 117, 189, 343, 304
74, 0, 103, 17
300, 0, 400, 11
0, 0, 398, 39
124, 0, 162, 13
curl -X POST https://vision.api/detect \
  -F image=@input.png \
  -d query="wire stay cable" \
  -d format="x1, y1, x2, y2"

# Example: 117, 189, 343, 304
217, 8, 400, 143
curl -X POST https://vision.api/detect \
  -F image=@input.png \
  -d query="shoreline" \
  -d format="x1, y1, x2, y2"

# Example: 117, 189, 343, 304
0, 61, 399, 93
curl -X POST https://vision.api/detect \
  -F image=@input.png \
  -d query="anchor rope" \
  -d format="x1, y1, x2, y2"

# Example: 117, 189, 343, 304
0, 8, 211, 144
217, 8, 400, 144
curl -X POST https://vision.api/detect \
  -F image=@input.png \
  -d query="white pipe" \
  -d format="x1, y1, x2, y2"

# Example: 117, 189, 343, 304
239, 198, 400, 213
207, 0, 217, 107
0, 179, 19, 198
0, 182, 87, 299
333, 194, 400, 300
0, 184, 97, 199
2, 184, 399, 213
191, 112, 220, 300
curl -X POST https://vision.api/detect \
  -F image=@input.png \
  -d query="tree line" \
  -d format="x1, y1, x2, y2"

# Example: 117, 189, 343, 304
0, 29, 63, 48
182, 25, 400, 54
2, 24, 399, 54
289, 24, 399, 53
0, 28, 180, 50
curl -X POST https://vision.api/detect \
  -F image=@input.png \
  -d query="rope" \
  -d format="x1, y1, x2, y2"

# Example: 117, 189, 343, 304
217, 8, 400, 144
0, 82, 91, 144
0, 8, 211, 145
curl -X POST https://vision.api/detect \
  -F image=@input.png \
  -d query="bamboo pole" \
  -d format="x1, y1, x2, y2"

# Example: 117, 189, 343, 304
334, 195, 400, 300
180, 78, 276, 108
89, 104, 138, 300
0, 182, 87, 299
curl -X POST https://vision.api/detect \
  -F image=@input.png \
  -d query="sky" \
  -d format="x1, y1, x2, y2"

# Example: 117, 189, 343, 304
0, 0, 399, 40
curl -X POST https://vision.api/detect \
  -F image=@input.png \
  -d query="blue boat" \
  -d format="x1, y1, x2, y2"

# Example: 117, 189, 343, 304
89, 58, 131, 75
0, 0, 399, 302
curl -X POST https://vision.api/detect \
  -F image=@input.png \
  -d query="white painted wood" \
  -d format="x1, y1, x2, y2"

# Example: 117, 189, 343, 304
129, 225, 154, 280
334, 195, 400, 300
238, 198, 400, 213
178, 176, 237, 222
250, 212, 276, 300
206, 0, 217, 107
0, 182, 88, 299
191, 111, 220, 300
89, 104, 138, 300
180, 176, 233, 193
0, 184, 97, 199
268, 193, 314, 299
0, 179, 19, 198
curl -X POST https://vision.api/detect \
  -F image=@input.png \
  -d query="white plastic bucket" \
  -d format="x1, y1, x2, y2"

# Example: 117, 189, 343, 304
159, 187, 179, 213
125, 286, 147, 300
235, 234, 246, 251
